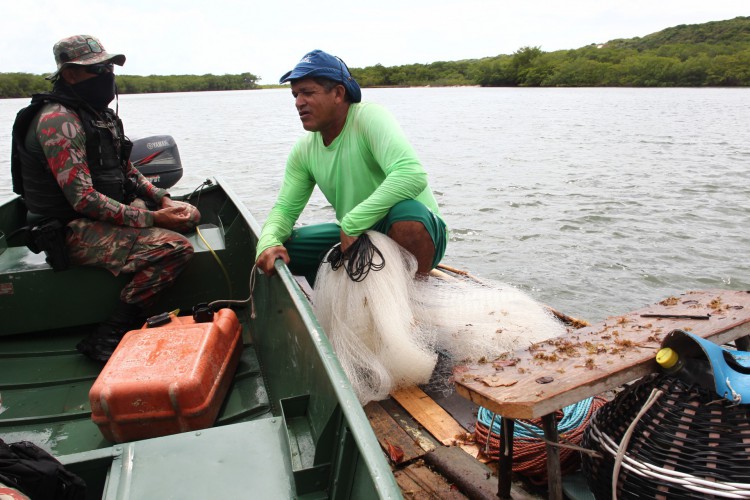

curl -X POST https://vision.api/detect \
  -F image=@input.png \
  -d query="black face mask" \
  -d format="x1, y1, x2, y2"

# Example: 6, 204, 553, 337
70, 72, 116, 111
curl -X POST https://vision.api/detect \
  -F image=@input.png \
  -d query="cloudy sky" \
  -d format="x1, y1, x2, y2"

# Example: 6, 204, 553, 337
2, 0, 746, 84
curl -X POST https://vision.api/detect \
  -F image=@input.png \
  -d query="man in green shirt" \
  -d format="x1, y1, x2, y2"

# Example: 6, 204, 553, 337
255, 50, 447, 282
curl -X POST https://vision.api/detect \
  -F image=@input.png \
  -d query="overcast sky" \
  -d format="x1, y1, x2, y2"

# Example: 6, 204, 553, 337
2, 1, 746, 85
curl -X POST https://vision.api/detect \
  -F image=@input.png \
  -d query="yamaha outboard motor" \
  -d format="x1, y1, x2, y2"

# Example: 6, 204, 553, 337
130, 135, 183, 189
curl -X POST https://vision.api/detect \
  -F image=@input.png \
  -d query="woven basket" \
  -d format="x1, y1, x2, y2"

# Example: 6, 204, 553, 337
582, 373, 750, 499
475, 397, 606, 485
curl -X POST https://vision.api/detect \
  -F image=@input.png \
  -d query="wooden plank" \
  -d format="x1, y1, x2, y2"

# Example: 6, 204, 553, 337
391, 386, 481, 458
364, 401, 425, 464
455, 289, 750, 419
394, 462, 467, 499
378, 398, 438, 454
380, 398, 543, 499
424, 446, 541, 500
391, 386, 468, 446
421, 386, 479, 433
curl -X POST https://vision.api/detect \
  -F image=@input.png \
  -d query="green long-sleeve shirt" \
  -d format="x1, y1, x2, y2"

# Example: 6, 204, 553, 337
256, 101, 443, 259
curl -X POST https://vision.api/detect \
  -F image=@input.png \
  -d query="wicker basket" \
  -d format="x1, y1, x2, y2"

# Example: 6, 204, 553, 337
582, 373, 750, 499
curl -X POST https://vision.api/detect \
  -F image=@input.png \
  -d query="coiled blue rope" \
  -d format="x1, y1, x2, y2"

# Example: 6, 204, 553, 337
477, 397, 596, 438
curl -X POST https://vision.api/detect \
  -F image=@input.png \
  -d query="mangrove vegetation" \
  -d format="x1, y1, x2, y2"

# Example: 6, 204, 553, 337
0, 72, 259, 99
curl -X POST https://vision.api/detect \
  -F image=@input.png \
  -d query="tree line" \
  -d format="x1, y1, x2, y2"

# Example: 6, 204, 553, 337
0, 72, 259, 99
350, 43, 749, 88
1, 16, 747, 98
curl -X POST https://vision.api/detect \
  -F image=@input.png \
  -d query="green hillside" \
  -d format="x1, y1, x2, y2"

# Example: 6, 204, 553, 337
608, 16, 750, 49
351, 16, 750, 87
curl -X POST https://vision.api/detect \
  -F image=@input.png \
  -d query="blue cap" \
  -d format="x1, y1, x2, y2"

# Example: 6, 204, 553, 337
280, 49, 362, 103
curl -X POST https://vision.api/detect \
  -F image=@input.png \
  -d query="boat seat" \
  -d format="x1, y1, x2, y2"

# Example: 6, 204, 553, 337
0, 224, 229, 336
60, 417, 296, 499
0, 223, 224, 273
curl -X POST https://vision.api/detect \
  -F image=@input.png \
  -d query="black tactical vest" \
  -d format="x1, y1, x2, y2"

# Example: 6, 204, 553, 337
11, 91, 133, 222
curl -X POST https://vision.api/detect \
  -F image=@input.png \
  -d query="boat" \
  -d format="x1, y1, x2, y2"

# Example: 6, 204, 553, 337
0, 138, 402, 499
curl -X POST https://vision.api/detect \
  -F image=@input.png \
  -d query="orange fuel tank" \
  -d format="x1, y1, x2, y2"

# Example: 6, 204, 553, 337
89, 308, 243, 443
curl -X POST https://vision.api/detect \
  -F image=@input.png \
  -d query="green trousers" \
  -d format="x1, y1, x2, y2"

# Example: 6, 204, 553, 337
285, 200, 447, 285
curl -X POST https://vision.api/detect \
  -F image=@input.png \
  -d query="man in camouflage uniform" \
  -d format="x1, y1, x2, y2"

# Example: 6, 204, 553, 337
11, 35, 199, 362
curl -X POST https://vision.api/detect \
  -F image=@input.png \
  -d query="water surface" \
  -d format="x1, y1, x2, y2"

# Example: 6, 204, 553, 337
1, 87, 748, 322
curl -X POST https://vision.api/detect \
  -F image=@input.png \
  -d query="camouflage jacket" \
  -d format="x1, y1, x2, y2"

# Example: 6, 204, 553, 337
14, 97, 168, 227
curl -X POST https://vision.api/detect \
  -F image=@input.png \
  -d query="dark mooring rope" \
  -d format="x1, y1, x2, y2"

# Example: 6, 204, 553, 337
324, 233, 385, 282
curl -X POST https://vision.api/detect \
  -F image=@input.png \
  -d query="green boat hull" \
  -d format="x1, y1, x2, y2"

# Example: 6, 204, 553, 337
0, 177, 401, 499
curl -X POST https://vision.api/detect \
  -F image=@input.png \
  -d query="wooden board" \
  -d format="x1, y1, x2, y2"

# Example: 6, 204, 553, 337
394, 462, 467, 499
424, 446, 542, 500
364, 401, 425, 464
378, 398, 439, 455
455, 289, 750, 419
391, 386, 481, 458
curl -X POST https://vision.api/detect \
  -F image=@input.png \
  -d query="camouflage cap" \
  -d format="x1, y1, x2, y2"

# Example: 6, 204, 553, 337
46, 35, 126, 80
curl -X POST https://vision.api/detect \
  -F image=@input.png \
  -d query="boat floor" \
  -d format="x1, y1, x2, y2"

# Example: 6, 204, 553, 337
0, 324, 271, 454
0, 323, 566, 500
368, 368, 555, 499
376, 386, 599, 499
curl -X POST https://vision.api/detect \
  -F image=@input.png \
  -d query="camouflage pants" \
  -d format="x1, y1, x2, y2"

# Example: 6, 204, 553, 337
65, 219, 194, 307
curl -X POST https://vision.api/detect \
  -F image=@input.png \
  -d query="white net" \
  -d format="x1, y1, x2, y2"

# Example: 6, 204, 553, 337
313, 231, 566, 405
313, 231, 437, 404
414, 273, 567, 364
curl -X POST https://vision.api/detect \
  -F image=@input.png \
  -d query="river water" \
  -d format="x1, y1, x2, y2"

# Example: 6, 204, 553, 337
1, 87, 748, 323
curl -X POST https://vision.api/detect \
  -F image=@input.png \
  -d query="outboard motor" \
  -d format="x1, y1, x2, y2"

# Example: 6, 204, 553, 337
130, 135, 183, 189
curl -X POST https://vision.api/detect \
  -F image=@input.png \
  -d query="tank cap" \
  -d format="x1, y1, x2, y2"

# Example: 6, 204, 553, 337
192, 302, 214, 323
656, 347, 679, 369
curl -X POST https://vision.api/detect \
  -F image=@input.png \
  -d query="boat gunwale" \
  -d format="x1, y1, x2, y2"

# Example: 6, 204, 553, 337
200, 176, 403, 498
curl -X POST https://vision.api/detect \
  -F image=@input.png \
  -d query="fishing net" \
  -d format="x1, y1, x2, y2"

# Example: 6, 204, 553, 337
413, 272, 567, 364
313, 231, 566, 405
313, 231, 437, 404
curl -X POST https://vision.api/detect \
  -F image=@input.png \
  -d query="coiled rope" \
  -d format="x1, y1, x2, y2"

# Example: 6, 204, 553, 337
475, 396, 606, 484
323, 233, 385, 282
